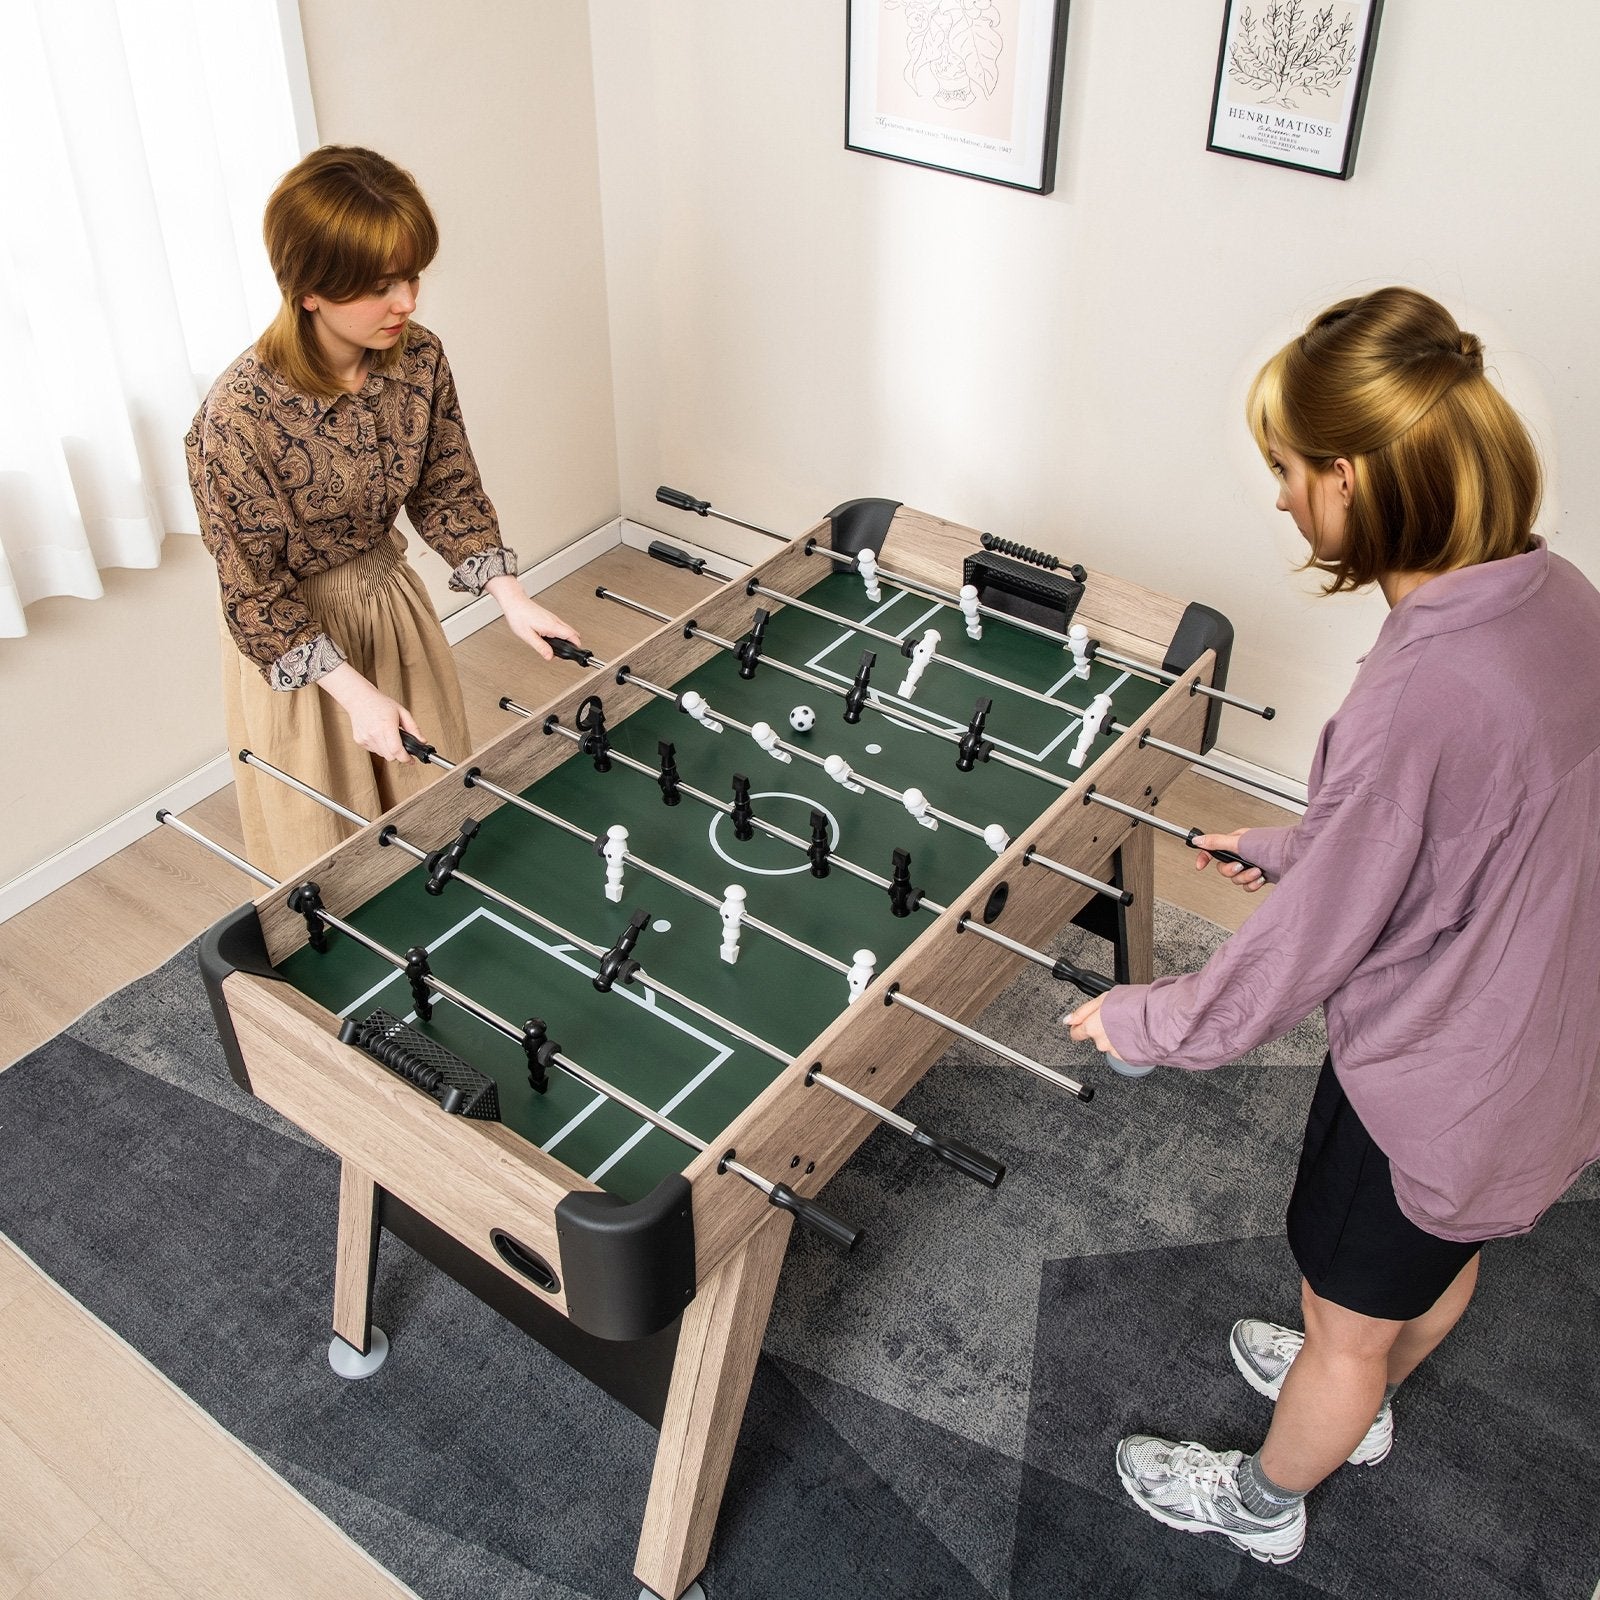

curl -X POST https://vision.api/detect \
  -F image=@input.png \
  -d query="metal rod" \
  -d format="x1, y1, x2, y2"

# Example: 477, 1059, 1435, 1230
239, 749, 367, 824
1080, 788, 1195, 843
596, 587, 672, 623
593, 585, 1075, 792
748, 580, 1096, 719
617, 670, 1009, 849
155, 810, 276, 889
454, 758, 854, 979
242, 751, 795, 1066
1092, 646, 1276, 719
512, 701, 1127, 911
886, 988, 1090, 1100
1021, 847, 1132, 906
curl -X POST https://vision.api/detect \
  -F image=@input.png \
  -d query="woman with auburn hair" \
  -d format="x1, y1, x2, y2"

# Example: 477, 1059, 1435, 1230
1067, 286, 1600, 1563
186, 145, 580, 879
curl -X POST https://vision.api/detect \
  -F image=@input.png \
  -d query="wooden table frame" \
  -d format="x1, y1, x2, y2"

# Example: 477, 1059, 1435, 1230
200, 504, 1218, 1600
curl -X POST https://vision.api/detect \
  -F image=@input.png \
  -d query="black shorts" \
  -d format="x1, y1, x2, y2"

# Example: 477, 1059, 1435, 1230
1286, 1055, 1482, 1321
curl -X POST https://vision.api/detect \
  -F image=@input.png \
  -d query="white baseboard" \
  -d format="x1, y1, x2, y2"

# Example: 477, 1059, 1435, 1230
0, 521, 627, 926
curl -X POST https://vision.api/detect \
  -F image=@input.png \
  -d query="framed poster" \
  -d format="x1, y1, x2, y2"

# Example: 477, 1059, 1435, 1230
846, 0, 1071, 194
1206, 0, 1384, 179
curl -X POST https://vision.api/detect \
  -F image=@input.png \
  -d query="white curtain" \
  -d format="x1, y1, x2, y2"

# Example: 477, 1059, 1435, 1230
0, 0, 307, 637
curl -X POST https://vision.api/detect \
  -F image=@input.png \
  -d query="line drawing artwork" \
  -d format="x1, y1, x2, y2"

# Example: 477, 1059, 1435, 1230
886, 0, 1005, 110
1227, 1, 1357, 109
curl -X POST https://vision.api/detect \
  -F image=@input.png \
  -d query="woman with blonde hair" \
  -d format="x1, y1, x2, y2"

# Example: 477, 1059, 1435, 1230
186, 145, 580, 879
1068, 286, 1600, 1562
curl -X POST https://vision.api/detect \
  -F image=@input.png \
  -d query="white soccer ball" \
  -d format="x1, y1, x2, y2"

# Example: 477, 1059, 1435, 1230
788, 704, 816, 733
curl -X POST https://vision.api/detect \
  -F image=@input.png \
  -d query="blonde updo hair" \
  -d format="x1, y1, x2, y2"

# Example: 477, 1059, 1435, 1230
255, 146, 439, 398
1247, 286, 1541, 592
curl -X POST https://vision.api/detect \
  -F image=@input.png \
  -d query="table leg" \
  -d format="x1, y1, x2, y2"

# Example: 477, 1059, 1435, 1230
634, 1209, 793, 1600
332, 1160, 381, 1355
1120, 823, 1155, 985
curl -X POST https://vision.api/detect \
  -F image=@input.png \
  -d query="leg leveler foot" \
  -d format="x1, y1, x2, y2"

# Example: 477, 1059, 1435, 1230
328, 1326, 389, 1379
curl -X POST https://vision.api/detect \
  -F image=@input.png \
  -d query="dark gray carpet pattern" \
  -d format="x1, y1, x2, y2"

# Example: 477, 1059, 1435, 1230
1, 905, 1596, 1600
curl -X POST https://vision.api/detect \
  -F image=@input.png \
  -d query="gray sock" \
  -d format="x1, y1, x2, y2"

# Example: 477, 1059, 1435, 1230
1236, 1452, 1305, 1519
1382, 1381, 1399, 1410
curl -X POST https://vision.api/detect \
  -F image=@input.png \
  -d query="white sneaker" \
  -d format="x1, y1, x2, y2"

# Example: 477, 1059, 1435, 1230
1115, 1435, 1307, 1564
1229, 1319, 1394, 1465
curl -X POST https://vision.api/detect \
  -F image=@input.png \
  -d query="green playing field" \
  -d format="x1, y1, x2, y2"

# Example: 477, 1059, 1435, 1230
278, 572, 1165, 1202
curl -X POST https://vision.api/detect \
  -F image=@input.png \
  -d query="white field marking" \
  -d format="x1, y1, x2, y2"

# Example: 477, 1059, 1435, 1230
331, 907, 734, 1173
707, 792, 841, 876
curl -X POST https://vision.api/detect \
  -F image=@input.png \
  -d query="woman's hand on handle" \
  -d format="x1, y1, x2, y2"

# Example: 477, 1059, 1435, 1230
1064, 993, 1123, 1060
488, 576, 583, 662
1192, 830, 1266, 892
317, 663, 421, 763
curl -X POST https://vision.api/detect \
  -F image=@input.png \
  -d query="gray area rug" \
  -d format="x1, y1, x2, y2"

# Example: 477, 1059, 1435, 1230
1, 903, 1596, 1600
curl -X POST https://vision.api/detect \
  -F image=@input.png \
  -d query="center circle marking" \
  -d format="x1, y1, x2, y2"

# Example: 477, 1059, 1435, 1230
707, 792, 841, 876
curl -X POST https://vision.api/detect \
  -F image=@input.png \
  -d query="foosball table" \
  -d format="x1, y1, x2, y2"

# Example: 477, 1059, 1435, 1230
182, 493, 1264, 1600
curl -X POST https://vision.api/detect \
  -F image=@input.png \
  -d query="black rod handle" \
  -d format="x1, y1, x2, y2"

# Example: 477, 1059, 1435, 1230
768, 1185, 862, 1251
548, 637, 595, 666
656, 485, 711, 515
647, 539, 706, 574
1184, 828, 1260, 871
1051, 959, 1113, 997
918, 1132, 1005, 1188
400, 731, 437, 763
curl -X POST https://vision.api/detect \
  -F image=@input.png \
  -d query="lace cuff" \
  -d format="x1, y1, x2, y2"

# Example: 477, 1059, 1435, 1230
269, 633, 347, 691
449, 546, 518, 595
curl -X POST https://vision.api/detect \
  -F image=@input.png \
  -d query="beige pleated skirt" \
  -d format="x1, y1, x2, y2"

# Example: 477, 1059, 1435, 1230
222, 535, 472, 883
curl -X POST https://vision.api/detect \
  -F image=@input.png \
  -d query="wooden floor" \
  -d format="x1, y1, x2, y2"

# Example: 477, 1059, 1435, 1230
0, 545, 1293, 1600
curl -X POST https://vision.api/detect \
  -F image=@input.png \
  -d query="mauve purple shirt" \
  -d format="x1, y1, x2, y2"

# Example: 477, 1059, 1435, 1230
1099, 540, 1600, 1242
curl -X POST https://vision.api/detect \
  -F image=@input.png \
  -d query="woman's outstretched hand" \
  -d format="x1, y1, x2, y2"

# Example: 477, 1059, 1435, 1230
489, 577, 583, 663
318, 663, 422, 763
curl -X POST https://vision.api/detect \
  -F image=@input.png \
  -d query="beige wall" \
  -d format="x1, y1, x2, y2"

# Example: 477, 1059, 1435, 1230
1, 0, 616, 888
588, 0, 1600, 780
297, 0, 618, 618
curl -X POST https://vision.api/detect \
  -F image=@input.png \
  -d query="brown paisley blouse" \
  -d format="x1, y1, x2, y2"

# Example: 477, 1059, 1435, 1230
184, 323, 515, 688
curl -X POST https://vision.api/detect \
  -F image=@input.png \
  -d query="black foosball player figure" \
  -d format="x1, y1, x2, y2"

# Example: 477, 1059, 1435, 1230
1068, 286, 1600, 1567
186, 144, 582, 882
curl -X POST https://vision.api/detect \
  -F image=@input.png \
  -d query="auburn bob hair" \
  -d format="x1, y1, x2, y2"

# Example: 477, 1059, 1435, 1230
256, 146, 439, 398
1247, 287, 1542, 593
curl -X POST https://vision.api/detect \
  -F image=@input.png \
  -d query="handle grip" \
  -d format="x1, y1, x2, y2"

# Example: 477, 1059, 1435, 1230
647, 539, 706, 574
921, 1133, 1005, 1188
1052, 959, 1113, 997
548, 637, 595, 666
656, 485, 710, 515
768, 1184, 862, 1251
400, 731, 437, 763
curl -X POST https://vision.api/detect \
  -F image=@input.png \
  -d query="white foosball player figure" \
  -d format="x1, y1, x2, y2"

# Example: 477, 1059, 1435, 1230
846, 948, 877, 1004
1066, 623, 1092, 680
901, 786, 939, 830
898, 628, 941, 698
602, 824, 629, 902
857, 547, 882, 603
749, 720, 792, 763
982, 822, 1010, 855
958, 584, 983, 641
719, 885, 747, 964
824, 753, 867, 794
1068, 691, 1114, 768
680, 690, 723, 733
